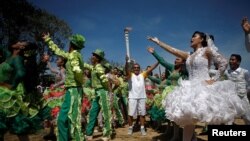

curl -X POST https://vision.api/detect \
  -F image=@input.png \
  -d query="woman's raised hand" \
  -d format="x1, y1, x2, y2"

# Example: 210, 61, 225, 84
147, 36, 160, 44
147, 47, 155, 53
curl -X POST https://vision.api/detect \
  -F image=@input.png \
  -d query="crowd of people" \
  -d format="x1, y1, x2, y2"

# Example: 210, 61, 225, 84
0, 17, 250, 141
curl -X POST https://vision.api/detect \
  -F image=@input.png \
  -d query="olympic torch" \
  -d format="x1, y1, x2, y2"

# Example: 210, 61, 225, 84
124, 27, 132, 62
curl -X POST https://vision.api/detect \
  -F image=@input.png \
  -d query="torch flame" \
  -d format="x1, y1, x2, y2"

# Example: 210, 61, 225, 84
124, 27, 132, 32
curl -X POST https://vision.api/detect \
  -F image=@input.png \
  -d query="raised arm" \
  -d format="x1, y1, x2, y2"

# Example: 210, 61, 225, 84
147, 47, 175, 72
125, 55, 131, 79
53, 68, 65, 88
145, 62, 159, 76
148, 75, 161, 84
147, 36, 189, 59
47, 61, 58, 74
241, 17, 250, 52
42, 33, 69, 58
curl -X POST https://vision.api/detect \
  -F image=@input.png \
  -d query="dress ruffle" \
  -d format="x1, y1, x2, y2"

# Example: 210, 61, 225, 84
0, 84, 51, 134
164, 79, 246, 126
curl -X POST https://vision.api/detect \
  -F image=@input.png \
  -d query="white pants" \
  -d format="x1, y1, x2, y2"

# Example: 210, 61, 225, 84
128, 99, 146, 117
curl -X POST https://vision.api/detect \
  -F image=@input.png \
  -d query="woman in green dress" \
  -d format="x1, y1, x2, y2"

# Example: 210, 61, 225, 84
147, 47, 188, 141
0, 40, 50, 140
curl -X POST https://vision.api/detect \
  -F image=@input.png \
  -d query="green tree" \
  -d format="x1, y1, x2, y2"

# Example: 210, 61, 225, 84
0, 0, 72, 56
0, 0, 72, 87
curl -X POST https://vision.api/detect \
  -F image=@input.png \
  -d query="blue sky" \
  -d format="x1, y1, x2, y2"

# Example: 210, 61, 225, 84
29, 0, 250, 73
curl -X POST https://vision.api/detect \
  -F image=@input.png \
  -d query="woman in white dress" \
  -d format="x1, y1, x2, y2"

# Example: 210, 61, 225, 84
148, 31, 247, 141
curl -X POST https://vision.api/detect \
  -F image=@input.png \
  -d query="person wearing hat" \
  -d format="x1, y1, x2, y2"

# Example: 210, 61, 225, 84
42, 33, 85, 141
84, 49, 113, 141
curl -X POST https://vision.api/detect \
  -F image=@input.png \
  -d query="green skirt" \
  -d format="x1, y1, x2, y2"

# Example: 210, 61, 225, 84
0, 84, 51, 134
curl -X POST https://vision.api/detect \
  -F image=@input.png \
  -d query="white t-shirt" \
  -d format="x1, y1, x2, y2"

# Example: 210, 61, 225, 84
128, 72, 147, 99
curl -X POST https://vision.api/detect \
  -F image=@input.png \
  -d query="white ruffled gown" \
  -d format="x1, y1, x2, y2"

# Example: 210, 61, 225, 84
163, 47, 246, 126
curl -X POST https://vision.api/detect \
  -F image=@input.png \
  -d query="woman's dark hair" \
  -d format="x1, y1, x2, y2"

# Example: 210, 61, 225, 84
179, 61, 189, 79
164, 69, 170, 78
192, 31, 207, 47
23, 42, 38, 58
58, 56, 67, 68
209, 35, 214, 41
146, 65, 153, 76
8, 39, 26, 52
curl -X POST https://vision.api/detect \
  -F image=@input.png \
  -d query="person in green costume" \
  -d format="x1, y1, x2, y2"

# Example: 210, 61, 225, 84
0, 41, 28, 141
147, 47, 188, 141
84, 49, 113, 141
0, 40, 51, 141
111, 66, 127, 127
103, 63, 124, 128
42, 33, 85, 141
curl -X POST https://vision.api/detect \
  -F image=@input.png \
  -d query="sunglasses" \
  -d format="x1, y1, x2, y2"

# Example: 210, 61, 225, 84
133, 67, 140, 69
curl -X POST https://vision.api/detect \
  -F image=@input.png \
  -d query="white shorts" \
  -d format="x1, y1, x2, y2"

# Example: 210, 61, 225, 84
128, 99, 146, 117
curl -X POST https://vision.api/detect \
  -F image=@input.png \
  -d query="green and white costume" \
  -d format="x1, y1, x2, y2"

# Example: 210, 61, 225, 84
44, 36, 84, 141
84, 63, 112, 138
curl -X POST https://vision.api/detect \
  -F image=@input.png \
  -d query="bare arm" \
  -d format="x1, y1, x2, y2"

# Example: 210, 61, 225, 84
147, 36, 189, 59
53, 68, 65, 88
245, 33, 250, 53
145, 62, 159, 76
47, 61, 58, 74
125, 55, 131, 79
241, 17, 250, 52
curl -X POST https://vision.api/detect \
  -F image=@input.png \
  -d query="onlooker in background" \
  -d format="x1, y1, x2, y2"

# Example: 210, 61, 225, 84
241, 17, 250, 52
224, 54, 250, 124
42, 54, 67, 141
147, 47, 188, 141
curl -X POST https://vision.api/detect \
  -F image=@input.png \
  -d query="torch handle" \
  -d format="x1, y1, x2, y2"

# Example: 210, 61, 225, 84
124, 31, 130, 62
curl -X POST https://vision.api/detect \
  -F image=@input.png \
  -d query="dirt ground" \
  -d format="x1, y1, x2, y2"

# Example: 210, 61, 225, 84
4, 118, 244, 141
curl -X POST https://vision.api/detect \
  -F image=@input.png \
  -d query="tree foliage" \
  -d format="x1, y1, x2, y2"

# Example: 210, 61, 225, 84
0, 0, 73, 87
0, 0, 72, 56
